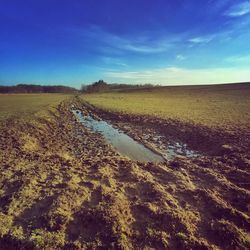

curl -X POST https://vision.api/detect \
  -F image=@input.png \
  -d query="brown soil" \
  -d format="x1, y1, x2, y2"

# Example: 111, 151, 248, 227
0, 97, 249, 249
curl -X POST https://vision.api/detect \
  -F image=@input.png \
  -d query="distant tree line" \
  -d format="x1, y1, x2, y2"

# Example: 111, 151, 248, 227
0, 81, 156, 94
0, 84, 78, 93
81, 80, 154, 93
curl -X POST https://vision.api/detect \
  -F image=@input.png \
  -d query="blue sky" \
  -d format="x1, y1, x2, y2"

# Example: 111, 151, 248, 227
1, 0, 250, 87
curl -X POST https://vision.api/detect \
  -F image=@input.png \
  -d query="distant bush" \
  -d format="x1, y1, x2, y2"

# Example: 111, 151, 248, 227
81, 80, 109, 93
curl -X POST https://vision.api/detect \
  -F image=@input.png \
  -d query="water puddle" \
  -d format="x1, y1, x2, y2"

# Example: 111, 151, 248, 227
143, 134, 199, 161
72, 110, 165, 163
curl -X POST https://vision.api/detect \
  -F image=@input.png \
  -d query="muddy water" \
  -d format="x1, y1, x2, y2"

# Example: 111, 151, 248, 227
73, 110, 165, 163
147, 135, 199, 161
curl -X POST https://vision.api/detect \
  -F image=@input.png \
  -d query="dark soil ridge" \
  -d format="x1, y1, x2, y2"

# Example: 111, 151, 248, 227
0, 97, 249, 249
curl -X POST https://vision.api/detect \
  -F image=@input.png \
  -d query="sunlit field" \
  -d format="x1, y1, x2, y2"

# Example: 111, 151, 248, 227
0, 90, 249, 249
82, 83, 250, 132
0, 94, 70, 121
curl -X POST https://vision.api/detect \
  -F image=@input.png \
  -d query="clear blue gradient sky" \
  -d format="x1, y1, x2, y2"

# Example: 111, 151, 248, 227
1, 0, 250, 87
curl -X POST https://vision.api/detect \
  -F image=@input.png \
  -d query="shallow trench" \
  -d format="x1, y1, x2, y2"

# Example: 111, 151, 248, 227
72, 108, 200, 163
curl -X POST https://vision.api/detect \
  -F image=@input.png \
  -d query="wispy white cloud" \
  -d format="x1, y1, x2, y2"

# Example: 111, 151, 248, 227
188, 36, 214, 44
101, 56, 128, 67
105, 66, 250, 84
119, 43, 170, 53
188, 29, 238, 45
176, 54, 186, 61
225, 1, 250, 17
109, 35, 177, 54
225, 55, 250, 63
77, 25, 183, 54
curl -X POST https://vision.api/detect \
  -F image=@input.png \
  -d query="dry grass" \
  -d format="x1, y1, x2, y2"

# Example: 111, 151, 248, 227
82, 83, 250, 132
0, 94, 71, 121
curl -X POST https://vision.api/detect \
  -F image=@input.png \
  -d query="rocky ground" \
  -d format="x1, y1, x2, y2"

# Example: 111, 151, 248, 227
0, 97, 249, 249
